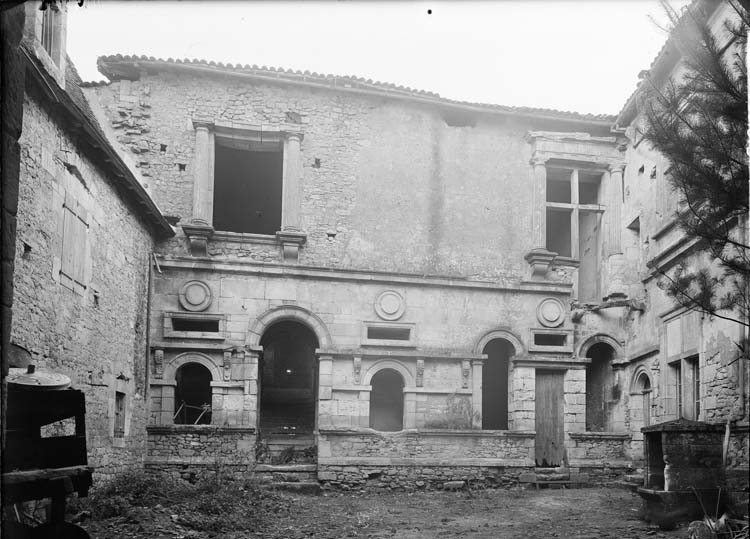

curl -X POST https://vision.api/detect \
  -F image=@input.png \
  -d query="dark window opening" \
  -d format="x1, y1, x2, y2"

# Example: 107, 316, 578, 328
585, 343, 616, 431
213, 141, 283, 235
534, 333, 567, 347
178, 163, 186, 172
367, 327, 411, 341
636, 372, 652, 427
578, 172, 602, 204
260, 321, 318, 434
369, 369, 404, 431
175, 363, 212, 425
160, 144, 167, 152
546, 168, 571, 203
482, 339, 512, 430
546, 209, 571, 257
686, 355, 700, 420
172, 318, 219, 332
671, 360, 682, 417
441, 110, 477, 127
114, 391, 126, 438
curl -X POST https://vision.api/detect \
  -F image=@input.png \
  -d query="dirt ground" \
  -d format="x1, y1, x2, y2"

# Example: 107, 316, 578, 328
80, 486, 689, 539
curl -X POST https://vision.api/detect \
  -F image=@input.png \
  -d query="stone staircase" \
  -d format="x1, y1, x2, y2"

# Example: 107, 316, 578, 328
254, 463, 320, 494
520, 467, 589, 489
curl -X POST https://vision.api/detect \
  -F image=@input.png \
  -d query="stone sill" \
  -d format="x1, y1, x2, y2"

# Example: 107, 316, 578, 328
319, 428, 535, 438
147, 425, 256, 434
569, 432, 631, 441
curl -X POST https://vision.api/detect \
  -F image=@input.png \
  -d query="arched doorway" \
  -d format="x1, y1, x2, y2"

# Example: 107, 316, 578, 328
175, 362, 212, 425
369, 369, 404, 431
259, 320, 318, 435
482, 339, 512, 429
585, 342, 617, 431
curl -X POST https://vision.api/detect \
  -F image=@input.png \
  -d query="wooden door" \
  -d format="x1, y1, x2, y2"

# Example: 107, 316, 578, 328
535, 370, 564, 467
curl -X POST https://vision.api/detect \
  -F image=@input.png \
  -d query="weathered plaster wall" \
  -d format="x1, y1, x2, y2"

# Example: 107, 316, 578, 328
90, 74, 542, 280
11, 90, 156, 480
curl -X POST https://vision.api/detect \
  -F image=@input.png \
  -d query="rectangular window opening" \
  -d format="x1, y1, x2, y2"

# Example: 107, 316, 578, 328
213, 138, 283, 235
172, 318, 220, 333
546, 209, 571, 257
546, 168, 571, 203
578, 171, 602, 204
533, 334, 567, 347
41, 7, 60, 64
114, 391, 126, 438
367, 327, 411, 341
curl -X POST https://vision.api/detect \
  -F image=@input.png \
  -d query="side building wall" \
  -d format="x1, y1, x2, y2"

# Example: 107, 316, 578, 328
11, 87, 157, 480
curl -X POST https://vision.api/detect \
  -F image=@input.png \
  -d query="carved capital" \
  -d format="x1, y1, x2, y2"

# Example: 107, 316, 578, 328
191, 118, 214, 131
284, 131, 304, 143
276, 230, 307, 263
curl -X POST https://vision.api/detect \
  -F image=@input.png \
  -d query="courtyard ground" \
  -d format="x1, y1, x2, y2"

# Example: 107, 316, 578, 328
76, 482, 695, 539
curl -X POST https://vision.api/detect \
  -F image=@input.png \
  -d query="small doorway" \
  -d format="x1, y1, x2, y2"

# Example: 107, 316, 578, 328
482, 339, 512, 429
259, 321, 318, 435
585, 343, 617, 431
369, 369, 404, 431
535, 369, 564, 467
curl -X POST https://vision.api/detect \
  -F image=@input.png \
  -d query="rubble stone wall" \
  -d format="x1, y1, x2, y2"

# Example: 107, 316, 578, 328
11, 91, 156, 480
145, 425, 256, 463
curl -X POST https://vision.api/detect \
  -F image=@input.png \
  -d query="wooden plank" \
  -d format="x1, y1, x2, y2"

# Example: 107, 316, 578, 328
535, 370, 564, 467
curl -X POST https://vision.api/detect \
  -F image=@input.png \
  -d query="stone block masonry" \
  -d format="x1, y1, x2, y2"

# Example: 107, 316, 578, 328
11, 90, 157, 481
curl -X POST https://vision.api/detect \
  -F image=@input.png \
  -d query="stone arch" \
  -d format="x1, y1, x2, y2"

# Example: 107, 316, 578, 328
163, 352, 222, 383
248, 305, 332, 349
474, 328, 524, 356
630, 366, 652, 394
577, 333, 623, 361
363, 359, 414, 387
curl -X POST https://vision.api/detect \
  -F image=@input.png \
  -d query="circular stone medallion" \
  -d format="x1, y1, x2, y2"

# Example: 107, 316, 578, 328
537, 297, 565, 327
179, 280, 212, 312
374, 290, 405, 321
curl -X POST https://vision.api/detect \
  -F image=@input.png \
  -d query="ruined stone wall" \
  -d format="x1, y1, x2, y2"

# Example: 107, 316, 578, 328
11, 90, 156, 480
145, 425, 256, 465
90, 74, 541, 280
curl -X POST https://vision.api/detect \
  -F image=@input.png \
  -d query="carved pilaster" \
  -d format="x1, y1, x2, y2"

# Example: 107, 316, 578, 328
531, 155, 548, 249
153, 349, 164, 379
353, 356, 362, 385
223, 351, 232, 381
416, 359, 425, 387
462, 359, 471, 389
191, 120, 214, 224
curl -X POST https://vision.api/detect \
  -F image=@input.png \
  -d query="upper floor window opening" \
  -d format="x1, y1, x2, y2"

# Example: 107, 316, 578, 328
213, 135, 283, 235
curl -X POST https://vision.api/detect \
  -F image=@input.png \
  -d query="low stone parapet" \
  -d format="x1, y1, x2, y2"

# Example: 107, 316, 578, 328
567, 432, 632, 468
146, 424, 257, 465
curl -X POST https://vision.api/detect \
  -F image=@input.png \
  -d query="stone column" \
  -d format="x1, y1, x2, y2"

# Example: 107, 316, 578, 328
281, 132, 303, 232
531, 157, 547, 248
245, 348, 261, 429
191, 121, 213, 225
160, 383, 176, 425
606, 164, 627, 298
471, 360, 484, 429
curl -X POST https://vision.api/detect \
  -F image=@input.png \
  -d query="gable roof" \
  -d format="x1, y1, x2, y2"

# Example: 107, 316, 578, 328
22, 47, 173, 237
93, 54, 617, 128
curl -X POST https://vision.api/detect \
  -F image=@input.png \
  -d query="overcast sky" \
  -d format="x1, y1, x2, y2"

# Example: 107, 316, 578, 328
67, 1, 690, 116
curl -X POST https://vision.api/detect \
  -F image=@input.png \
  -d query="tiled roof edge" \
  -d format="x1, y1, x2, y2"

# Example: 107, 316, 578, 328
95, 54, 617, 125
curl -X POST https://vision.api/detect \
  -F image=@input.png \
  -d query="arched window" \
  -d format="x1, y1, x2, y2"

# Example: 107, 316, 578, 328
175, 362, 212, 425
634, 371, 652, 427
585, 343, 617, 431
369, 369, 404, 431
482, 339, 513, 429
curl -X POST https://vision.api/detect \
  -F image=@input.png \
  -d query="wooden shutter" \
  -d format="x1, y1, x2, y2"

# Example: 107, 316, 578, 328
60, 194, 89, 292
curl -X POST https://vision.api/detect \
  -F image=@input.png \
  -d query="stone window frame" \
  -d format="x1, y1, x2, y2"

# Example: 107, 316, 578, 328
542, 164, 607, 263
630, 367, 653, 427
163, 311, 227, 340
361, 322, 417, 348
661, 310, 701, 420
187, 120, 306, 260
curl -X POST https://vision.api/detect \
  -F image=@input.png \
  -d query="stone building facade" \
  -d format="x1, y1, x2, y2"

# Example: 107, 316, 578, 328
3, 0, 747, 488
5, 2, 173, 480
